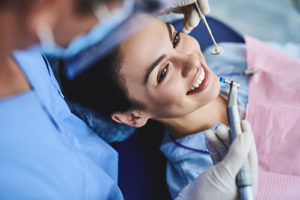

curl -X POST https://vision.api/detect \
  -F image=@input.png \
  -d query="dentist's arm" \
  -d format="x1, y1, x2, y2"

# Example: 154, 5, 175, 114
169, 0, 210, 34
175, 120, 258, 200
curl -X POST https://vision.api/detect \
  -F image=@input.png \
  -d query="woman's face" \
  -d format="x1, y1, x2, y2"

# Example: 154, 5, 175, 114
119, 17, 220, 119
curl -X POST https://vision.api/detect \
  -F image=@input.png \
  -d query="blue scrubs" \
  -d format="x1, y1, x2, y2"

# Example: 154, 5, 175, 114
0, 50, 123, 200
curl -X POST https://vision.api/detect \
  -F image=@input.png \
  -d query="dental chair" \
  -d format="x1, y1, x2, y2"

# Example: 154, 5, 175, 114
112, 16, 244, 200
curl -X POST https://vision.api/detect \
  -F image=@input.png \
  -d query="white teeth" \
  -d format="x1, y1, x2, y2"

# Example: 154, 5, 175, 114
188, 67, 205, 93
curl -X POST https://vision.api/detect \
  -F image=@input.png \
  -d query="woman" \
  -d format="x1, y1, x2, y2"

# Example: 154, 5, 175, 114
61, 15, 258, 198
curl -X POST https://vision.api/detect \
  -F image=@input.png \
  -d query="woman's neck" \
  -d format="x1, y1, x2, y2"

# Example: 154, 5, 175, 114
0, 56, 31, 99
160, 95, 228, 139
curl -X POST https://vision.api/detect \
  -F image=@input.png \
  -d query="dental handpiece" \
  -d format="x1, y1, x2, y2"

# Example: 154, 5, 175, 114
220, 77, 253, 200
194, 2, 224, 55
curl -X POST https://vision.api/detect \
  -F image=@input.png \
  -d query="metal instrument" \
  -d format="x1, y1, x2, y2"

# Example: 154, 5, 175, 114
220, 77, 253, 200
194, 2, 224, 55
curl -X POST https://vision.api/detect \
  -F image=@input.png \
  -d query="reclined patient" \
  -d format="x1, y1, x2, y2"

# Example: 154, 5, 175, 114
60, 15, 300, 199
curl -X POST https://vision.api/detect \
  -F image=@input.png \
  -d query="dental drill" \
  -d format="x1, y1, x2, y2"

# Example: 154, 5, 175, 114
194, 2, 224, 55
220, 77, 253, 200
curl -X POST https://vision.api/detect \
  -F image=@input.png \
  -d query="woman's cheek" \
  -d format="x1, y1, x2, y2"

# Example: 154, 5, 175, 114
164, 82, 184, 102
154, 82, 183, 104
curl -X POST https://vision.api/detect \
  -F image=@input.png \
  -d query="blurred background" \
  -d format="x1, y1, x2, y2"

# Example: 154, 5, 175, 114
163, 0, 300, 43
209, 0, 300, 43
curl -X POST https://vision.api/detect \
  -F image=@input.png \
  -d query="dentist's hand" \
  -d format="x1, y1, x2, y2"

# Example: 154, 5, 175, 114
169, 0, 210, 34
175, 120, 258, 200
205, 124, 231, 164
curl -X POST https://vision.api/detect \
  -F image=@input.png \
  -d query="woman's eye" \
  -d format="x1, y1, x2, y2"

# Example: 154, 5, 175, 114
173, 31, 181, 48
157, 64, 169, 84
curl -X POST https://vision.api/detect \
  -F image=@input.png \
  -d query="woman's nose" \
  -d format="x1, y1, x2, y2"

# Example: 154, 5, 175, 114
176, 53, 200, 77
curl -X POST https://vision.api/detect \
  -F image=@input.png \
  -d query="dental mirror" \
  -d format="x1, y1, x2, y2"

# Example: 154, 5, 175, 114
210, 45, 224, 55
194, 2, 224, 55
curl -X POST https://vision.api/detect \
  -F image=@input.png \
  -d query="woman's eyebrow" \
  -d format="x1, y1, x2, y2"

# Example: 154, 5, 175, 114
165, 22, 172, 42
143, 23, 171, 85
144, 54, 166, 85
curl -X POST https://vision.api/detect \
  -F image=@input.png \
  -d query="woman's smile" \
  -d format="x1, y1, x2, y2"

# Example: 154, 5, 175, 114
186, 63, 210, 95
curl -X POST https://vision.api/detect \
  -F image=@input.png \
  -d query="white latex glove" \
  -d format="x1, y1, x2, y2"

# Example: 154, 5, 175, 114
169, 0, 210, 34
205, 124, 231, 164
175, 120, 258, 200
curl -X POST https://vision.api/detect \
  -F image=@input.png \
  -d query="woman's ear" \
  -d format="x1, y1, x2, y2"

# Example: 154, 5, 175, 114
111, 110, 150, 128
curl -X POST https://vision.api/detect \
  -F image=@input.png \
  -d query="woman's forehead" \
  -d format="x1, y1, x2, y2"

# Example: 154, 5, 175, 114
121, 17, 165, 50
119, 17, 169, 80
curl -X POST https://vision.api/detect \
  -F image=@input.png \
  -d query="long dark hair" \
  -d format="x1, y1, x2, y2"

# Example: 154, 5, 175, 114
60, 48, 144, 118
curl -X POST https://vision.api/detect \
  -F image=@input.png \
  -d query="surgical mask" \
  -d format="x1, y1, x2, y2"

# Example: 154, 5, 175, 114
34, 0, 167, 79
36, 0, 134, 58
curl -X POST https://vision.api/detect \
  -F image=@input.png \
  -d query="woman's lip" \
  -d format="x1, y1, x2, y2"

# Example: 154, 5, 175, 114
188, 67, 202, 91
186, 64, 210, 95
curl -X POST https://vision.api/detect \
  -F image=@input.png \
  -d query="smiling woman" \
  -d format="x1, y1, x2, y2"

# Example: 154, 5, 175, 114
61, 15, 229, 198
62, 15, 226, 136
56, 12, 300, 199
115, 16, 226, 133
